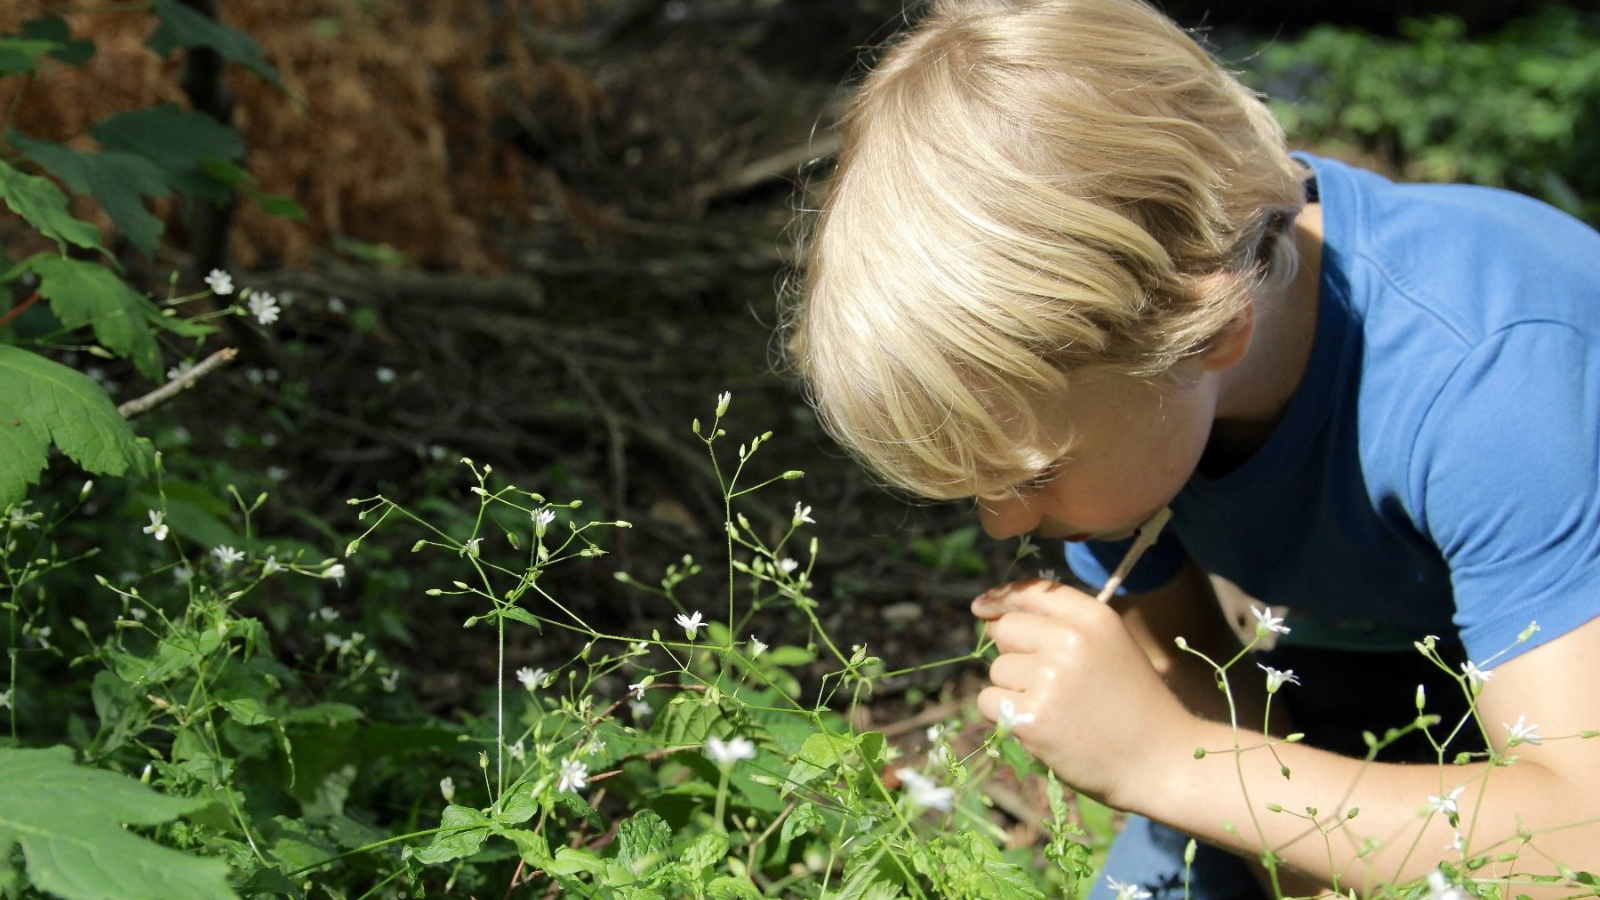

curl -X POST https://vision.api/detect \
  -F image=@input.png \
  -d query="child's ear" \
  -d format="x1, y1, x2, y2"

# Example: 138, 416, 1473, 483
1197, 301, 1255, 372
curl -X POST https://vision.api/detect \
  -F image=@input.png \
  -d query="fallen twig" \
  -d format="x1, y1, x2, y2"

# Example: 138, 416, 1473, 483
118, 347, 238, 419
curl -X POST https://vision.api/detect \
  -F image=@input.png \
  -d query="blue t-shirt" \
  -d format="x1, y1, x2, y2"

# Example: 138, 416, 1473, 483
1068, 154, 1600, 666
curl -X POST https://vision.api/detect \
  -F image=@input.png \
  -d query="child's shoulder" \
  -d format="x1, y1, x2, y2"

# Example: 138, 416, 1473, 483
1307, 153, 1600, 342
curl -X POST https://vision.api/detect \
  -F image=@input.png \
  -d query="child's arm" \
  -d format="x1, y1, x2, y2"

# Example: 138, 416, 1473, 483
972, 583, 1600, 894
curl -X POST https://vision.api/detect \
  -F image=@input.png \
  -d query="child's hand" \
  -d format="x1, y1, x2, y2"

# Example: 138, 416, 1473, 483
972, 579, 1200, 810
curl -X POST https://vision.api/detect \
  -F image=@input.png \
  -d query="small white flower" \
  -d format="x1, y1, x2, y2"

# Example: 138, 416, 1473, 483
439, 776, 455, 803
628, 681, 647, 700
173, 565, 193, 584
328, 297, 347, 314
7, 507, 37, 530
166, 360, 196, 383
705, 735, 757, 767
793, 503, 815, 526
715, 391, 731, 417
895, 767, 955, 812
380, 670, 400, 693
266, 466, 290, 482
1461, 660, 1493, 689
557, 758, 588, 793
143, 510, 168, 541
32, 626, 51, 650
1250, 605, 1291, 636
517, 667, 545, 690
262, 556, 284, 576
376, 367, 396, 384
1446, 831, 1465, 853
212, 545, 245, 568
629, 698, 652, 720
1425, 869, 1468, 900
778, 558, 799, 574
321, 563, 346, 586
1427, 785, 1465, 818
926, 724, 944, 743
508, 740, 526, 761
1038, 568, 1058, 581
1106, 877, 1152, 900
324, 633, 349, 653
129, 607, 147, 622
1257, 664, 1301, 694
675, 610, 704, 639
204, 269, 234, 296
1503, 715, 1543, 746
997, 697, 1035, 730
748, 636, 768, 658
533, 508, 556, 537
0, 689, 12, 710
248, 291, 281, 326
314, 605, 339, 621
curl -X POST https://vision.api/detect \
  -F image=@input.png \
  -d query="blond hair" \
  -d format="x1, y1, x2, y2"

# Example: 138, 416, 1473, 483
786, 0, 1307, 499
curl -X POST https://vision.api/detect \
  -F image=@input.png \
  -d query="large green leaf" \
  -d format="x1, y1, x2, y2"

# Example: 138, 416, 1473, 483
0, 746, 238, 900
9, 132, 171, 260
0, 158, 108, 257
89, 105, 244, 206
0, 345, 150, 507
146, 0, 282, 87
22, 255, 164, 380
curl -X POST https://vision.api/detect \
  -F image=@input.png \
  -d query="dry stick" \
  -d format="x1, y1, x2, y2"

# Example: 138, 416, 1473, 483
1094, 506, 1174, 603
117, 347, 238, 419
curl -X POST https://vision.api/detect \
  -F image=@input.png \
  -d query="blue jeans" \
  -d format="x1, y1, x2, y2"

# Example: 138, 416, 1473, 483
1087, 643, 1480, 900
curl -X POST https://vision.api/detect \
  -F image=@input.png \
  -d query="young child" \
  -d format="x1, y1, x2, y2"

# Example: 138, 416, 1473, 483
786, 0, 1600, 896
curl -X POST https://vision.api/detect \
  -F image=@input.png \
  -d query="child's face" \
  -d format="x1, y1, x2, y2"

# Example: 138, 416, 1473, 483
976, 364, 1220, 542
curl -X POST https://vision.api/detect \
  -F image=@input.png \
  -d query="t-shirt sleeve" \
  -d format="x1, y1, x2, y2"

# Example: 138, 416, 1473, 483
1065, 527, 1188, 596
1412, 323, 1600, 665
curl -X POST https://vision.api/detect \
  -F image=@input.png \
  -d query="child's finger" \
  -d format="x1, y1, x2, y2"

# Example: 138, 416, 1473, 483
986, 651, 1037, 691
985, 611, 1069, 654
975, 684, 1036, 729
972, 578, 1090, 621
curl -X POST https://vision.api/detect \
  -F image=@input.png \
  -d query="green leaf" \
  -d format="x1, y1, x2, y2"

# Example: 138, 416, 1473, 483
679, 831, 728, 873
146, 0, 282, 87
617, 810, 672, 875
0, 746, 237, 900
90, 105, 244, 206
22, 255, 164, 380
409, 805, 490, 865
0, 158, 108, 257
9, 132, 171, 260
708, 875, 762, 900
779, 802, 822, 847
0, 346, 150, 508
20, 17, 95, 66
494, 605, 543, 630
938, 834, 1047, 900
545, 847, 604, 876
0, 38, 63, 76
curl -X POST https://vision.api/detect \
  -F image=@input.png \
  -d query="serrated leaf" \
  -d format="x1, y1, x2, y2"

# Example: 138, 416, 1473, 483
708, 875, 762, 900
0, 746, 237, 900
89, 105, 244, 206
20, 17, 95, 67
939, 834, 1047, 900
679, 831, 728, 873
779, 802, 821, 846
146, 0, 282, 87
617, 810, 672, 875
9, 132, 171, 259
0, 346, 150, 508
23, 255, 163, 379
410, 805, 490, 865
0, 158, 108, 257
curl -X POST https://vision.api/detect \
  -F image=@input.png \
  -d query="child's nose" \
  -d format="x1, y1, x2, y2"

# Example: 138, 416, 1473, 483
977, 495, 1040, 540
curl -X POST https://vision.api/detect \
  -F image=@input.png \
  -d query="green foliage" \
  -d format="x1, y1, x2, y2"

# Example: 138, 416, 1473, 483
0, 747, 236, 900
0, 346, 150, 507
1253, 6, 1600, 221
8, 133, 172, 261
